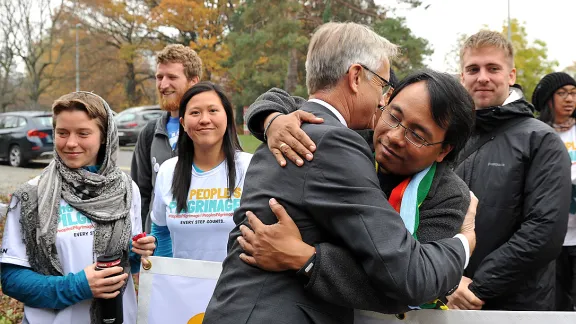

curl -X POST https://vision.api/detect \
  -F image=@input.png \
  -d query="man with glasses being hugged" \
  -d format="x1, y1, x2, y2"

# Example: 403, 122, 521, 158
249, 30, 572, 313
203, 22, 477, 324
233, 68, 478, 316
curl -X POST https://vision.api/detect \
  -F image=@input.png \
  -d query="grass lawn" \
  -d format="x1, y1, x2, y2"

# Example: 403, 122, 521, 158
238, 134, 263, 154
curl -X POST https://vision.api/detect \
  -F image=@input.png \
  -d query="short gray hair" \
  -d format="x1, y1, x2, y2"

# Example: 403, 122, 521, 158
305, 22, 398, 94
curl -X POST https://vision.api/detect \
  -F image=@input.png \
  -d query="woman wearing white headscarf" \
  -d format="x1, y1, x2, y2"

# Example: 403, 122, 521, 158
0, 92, 155, 323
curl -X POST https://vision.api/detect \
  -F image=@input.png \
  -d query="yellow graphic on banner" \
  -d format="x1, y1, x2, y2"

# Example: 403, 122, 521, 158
188, 313, 204, 324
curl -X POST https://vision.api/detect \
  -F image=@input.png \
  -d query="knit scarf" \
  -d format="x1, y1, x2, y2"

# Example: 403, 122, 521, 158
11, 91, 133, 324
387, 163, 436, 239
379, 162, 448, 312
553, 118, 576, 133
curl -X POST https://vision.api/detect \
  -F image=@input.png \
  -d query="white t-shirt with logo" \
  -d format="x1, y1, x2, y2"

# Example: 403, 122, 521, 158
558, 125, 576, 246
0, 178, 142, 324
151, 152, 252, 261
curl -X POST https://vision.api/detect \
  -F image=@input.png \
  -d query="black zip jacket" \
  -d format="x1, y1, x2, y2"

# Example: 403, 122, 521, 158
455, 98, 571, 310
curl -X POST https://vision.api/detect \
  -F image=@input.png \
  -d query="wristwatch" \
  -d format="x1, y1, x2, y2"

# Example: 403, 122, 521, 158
296, 252, 317, 278
445, 284, 459, 296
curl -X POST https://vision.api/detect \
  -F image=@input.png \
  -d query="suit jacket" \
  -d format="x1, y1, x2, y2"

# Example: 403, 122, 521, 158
305, 162, 470, 313
203, 102, 466, 324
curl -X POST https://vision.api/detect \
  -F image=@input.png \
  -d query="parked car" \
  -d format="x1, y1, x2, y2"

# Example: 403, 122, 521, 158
0, 111, 54, 167
115, 105, 163, 146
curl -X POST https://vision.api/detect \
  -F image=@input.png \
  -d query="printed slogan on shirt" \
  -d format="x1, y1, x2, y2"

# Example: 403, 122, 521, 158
167, 187, 242, 224
58, 204, 94, 237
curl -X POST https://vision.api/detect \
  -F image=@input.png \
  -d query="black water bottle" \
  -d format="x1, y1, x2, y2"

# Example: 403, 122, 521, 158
95, 254, 124, 324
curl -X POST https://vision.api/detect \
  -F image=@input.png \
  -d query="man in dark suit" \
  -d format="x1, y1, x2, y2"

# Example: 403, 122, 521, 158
203, 22, 476, 324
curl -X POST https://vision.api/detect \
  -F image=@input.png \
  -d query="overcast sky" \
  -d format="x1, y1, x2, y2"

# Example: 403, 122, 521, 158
376, 0, 575, 72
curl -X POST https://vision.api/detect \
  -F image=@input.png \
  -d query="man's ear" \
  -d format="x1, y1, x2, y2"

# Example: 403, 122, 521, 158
436, 144, 454, 163
347, 64, 363, 95
508, 67, 517, 86
188, 76, 200, 87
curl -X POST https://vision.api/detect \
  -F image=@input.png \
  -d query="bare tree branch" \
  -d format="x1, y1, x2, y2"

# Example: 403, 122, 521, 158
0, 0, 21, 111
4, 0, 70, 104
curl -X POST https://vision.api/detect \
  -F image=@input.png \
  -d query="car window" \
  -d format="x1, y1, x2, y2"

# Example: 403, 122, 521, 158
142, 112, 163, 121
33, 116, 53, 127
116, 113, 136, 122
0, 117, 5, 129
3, 116, 19, 128
18, 117, 27, 127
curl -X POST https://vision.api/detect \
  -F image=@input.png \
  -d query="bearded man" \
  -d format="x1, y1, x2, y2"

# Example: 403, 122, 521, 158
131, 44, 202, 231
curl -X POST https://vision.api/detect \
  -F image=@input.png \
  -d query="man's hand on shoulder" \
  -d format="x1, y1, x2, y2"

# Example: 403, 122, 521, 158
264, 111, 323, 167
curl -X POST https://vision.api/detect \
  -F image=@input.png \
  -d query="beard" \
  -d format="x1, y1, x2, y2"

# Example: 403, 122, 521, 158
158, 89, 184, 112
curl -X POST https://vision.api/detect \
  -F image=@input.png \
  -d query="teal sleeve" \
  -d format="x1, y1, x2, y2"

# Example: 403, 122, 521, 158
129, 240, 141, 274
0, 263, 93, 309
151, 223, 173, 257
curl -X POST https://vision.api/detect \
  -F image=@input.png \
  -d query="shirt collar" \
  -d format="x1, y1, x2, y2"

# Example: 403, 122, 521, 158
308, 99, 347, 127
503, 88, 523, 105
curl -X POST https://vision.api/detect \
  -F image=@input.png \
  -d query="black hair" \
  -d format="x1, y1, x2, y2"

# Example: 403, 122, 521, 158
538, 101, 556, 126
172, 81, 243, 213
389, 68, 399, 88
538, 98, 576, 126
387, 69, 475, 163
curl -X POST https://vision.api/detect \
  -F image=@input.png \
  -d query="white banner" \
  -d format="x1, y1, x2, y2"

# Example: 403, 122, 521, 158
137, 257, 576, 324
355, 309, 576, 324
137, 256, 221, 324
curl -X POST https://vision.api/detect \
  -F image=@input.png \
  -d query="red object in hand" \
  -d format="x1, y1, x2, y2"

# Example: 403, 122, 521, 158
132, 233, 147, 241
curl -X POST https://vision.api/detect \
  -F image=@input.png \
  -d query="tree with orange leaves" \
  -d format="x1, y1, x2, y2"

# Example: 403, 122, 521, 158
75, 0, 157, 107
150, 0, 233, 82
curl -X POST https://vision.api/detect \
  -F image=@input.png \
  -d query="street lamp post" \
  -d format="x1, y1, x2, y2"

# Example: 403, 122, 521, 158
75, 23, 81, 92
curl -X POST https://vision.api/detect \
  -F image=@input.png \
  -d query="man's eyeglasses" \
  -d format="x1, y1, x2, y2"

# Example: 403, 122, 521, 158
556, 90, 576, 99
378, 106, 444, 148
358, 64, 394, 100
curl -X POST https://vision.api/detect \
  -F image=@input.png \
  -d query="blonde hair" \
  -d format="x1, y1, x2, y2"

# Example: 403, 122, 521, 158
156, 44, 203, 81
305, 22, 398, 94
52, 92, 108, 137
460, 30, 514, 68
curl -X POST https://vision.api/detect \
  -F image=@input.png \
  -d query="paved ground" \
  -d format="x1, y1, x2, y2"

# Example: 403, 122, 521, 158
0, 147, 135, 204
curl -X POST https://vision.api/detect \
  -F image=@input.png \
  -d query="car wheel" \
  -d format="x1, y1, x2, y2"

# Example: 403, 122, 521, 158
9, 145, 24, 167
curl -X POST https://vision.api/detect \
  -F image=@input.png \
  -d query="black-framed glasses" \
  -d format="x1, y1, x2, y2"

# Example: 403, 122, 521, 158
358, 64, 394, 99
556, 90, 576, 99
378, 106, 444, 148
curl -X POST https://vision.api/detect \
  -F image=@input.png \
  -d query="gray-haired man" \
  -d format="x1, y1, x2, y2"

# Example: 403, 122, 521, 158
203, 22, 476, 324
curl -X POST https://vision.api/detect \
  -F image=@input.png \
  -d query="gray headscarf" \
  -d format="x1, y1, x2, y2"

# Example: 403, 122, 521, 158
11, 91, 133, 323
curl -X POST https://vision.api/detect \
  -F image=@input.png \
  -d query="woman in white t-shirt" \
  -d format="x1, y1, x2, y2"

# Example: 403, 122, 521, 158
151, 81, 252, 262
0, 92, 156, 324
533, 72, 576, 311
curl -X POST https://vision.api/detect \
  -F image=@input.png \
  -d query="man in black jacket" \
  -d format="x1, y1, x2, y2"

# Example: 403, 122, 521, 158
446, 30, 571, 311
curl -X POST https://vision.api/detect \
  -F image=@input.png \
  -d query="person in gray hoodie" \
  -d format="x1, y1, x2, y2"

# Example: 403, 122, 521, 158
236, 69, 477, 313
131, 45, 202, 232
